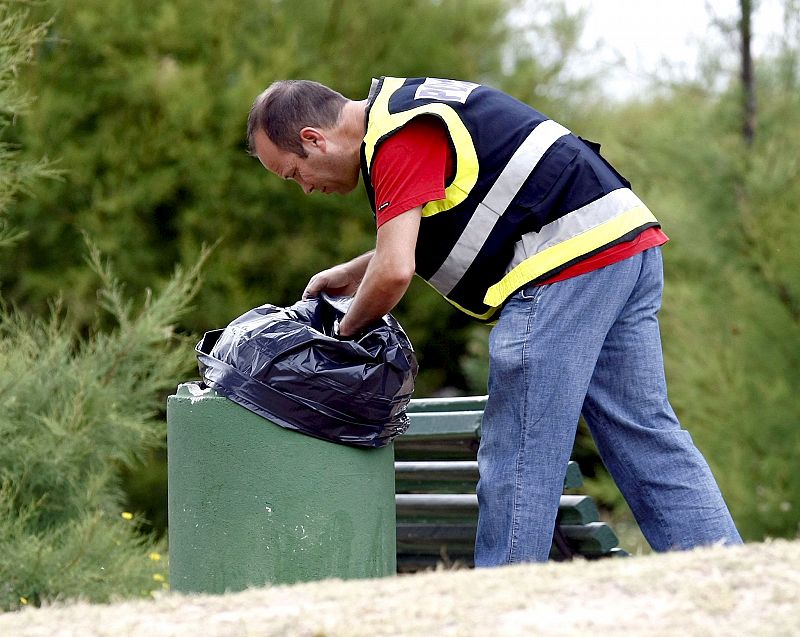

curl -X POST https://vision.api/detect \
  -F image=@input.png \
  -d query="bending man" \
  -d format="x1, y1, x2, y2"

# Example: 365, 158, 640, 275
246, 76, 742, 564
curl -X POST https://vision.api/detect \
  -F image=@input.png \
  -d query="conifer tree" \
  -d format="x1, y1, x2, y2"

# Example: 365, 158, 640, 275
0, 1, 205, 610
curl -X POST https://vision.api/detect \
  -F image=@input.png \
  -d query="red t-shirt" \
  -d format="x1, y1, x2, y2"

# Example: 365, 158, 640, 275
371, 117, 668, 285
372, 116, 453, 226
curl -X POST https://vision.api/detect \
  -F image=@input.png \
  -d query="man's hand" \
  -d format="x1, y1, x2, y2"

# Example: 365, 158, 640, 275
302, 265, 358, 299
302, 251, 375, 299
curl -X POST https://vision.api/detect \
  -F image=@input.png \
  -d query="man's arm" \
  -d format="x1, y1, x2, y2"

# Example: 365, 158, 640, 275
337, 207, 422, 337
302, 250, 375, 299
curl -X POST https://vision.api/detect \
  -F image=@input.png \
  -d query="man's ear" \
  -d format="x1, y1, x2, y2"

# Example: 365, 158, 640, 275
299, 127, 326, 152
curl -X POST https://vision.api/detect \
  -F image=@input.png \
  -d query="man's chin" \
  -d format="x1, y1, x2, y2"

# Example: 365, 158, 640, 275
337, 183, 359, 195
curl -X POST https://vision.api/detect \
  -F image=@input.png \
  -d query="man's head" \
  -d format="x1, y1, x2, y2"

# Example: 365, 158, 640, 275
247, 80, 362, 195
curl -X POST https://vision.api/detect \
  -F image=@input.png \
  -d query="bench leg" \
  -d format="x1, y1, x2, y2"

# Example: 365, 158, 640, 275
551, 526, 574, 561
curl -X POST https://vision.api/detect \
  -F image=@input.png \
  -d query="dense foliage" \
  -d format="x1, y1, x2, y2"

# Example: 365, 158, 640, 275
0, 1, 205, 610
0, 2, 52, 242
1, 0, 564, 395
0, 248, 206, 611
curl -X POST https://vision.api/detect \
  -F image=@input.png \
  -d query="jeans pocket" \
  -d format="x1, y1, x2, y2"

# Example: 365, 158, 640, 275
517, 282, 546, 301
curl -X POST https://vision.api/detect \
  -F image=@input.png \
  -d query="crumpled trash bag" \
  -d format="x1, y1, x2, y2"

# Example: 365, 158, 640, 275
196, 294, 418, 448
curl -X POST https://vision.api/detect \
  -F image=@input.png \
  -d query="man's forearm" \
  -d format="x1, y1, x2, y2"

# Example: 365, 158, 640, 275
337, 254, 413, 337
337, 207, 421, 338
344, 250, 375, 281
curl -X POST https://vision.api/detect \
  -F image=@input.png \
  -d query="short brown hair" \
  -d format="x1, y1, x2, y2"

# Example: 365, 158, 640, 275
247, 80, 347, 157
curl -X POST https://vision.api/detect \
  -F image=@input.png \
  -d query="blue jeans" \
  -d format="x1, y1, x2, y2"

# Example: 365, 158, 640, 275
475, 247, 742, 565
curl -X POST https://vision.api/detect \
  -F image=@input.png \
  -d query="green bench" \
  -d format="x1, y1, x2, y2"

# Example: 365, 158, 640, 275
395, 395, 626, 571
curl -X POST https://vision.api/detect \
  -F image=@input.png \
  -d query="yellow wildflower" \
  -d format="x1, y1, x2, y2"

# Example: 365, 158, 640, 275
121, 512, 134, 520
152, 573, 165, 582
148, 552, 161, 561
19, 597, 28, 605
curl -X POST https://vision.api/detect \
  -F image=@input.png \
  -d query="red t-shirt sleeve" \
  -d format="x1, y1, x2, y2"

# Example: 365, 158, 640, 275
371, 116, 453, 227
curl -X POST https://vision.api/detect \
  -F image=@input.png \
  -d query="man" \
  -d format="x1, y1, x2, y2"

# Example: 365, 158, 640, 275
247, 76, 742, 565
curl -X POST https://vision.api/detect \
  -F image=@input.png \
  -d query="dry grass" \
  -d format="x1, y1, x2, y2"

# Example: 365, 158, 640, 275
3, 539, 799, 637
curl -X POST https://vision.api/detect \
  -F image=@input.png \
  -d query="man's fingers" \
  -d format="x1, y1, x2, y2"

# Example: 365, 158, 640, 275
302, 266, 356, 299
302, 274, 325, 299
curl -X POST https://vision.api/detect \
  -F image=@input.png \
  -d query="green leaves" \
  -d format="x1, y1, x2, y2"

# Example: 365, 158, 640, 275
0, 0, 547, 394
0, 1, 55, 238
0, 245, 204, 609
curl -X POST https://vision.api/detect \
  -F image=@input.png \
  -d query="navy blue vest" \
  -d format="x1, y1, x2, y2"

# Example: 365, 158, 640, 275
361, 77, 659, 321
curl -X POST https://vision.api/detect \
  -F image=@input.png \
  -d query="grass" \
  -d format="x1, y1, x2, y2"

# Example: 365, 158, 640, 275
2, 539, 798, 636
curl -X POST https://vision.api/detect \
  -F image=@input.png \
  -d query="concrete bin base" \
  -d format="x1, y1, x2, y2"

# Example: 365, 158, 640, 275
167, 382, 396, 593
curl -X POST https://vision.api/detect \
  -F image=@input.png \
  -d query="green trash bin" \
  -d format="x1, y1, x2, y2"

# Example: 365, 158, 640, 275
167, 382, 396, 593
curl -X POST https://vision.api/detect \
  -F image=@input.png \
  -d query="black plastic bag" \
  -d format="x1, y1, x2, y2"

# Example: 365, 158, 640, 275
196, 294, 418, 448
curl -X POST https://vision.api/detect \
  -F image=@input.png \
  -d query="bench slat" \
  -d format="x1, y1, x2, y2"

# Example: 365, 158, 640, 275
557, 495, 600, 525
407, 396, 488, 413
559, 523, 620, 556
393, 440, 480, 461
397, 522, 477, 548
396, 520, 619, 557
564, 461, 584, 489
396, 494, 476, 519
396, 493, 599, 525
395, 461, 479, 481
395, 460, 584, 490
402, 411, 483, 439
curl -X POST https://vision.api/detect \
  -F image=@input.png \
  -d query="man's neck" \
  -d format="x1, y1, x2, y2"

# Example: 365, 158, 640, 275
336, 99, 369, 161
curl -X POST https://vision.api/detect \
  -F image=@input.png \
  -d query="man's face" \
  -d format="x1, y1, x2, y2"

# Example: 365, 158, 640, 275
252, 129, 359, 195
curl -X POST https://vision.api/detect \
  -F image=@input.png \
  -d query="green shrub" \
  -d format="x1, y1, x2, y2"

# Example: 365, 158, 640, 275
1, 3, 205, 609
1, 0, 596, 397
0, 245, 206, 611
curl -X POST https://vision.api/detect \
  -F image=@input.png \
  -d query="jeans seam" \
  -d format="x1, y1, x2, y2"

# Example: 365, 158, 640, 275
507, 285, 544, 563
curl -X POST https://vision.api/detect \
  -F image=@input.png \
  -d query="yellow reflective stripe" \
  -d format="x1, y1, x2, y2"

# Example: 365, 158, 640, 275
418, 276, 499, 321
483, 205, 658, 307
442, 295, 500, 321
515, 188, 646, 257
363, 77, 406, 164
364, 78, 479, 217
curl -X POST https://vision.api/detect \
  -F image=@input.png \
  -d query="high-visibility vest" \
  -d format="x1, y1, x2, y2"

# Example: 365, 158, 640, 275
360, 77, 659, 321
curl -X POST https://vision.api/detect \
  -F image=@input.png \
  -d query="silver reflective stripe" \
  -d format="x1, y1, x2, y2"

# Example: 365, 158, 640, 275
506, 188, 646, 272
367, 77, 380, 102
427, 120, 570, 295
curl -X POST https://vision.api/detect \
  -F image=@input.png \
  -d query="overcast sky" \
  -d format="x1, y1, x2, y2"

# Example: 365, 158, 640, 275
563, 0, 789, 96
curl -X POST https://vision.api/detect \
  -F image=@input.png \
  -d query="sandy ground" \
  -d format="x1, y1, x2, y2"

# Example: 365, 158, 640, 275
2, 539, 799, 637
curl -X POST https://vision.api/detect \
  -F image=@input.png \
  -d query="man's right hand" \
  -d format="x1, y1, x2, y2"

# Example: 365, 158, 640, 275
301, 251, 375, 299
302, 264, 358, 299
